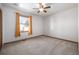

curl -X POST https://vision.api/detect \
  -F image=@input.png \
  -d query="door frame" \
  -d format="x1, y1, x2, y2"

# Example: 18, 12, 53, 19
0, 9, 2, 49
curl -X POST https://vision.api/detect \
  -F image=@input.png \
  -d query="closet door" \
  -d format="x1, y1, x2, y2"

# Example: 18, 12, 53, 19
0, 9, 2, 48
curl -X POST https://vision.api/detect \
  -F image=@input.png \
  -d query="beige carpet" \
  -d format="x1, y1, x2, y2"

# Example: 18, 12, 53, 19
0, 36, 78, 55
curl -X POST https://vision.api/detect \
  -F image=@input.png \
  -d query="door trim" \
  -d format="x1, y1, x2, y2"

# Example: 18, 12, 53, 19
0, 9, 2, 49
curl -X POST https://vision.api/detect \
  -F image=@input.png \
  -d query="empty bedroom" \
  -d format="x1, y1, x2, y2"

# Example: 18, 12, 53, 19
0, 3, 78, 55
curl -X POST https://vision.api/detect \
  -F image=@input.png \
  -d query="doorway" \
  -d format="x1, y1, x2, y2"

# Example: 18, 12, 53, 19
0, 9, 2, 49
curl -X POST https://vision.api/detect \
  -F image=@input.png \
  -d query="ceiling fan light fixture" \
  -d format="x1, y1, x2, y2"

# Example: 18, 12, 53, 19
39, 8, 43, 11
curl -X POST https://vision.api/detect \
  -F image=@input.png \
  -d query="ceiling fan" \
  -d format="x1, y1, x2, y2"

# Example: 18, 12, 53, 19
33, 3, 51, 13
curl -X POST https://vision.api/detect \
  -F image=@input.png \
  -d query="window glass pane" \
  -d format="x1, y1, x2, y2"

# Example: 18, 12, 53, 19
20, 16, 29, 32
20, 16, 27, 23
20, 24, 24, 31
24, 26, 29, 31
25, 20, 29, 27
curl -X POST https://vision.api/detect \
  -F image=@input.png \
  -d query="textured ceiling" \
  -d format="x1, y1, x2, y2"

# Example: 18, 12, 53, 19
2, 3, 78, 16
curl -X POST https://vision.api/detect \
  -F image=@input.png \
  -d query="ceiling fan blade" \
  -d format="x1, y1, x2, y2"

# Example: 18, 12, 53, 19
44, 6, 51, 9
37, 10, 40, 13
39, 3, 43, 8
43, 10, 47, 13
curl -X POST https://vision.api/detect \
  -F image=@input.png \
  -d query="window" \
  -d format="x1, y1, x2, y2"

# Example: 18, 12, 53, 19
20, 16, 29, 32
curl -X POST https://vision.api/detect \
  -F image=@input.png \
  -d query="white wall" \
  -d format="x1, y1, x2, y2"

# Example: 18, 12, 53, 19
44, 7, 78, 42
1, 5, 43, 43
0, 4, 1, 7
0, 4, 3, 10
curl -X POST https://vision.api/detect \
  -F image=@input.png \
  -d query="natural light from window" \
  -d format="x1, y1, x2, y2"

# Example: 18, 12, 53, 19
20, 16, 29, 32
